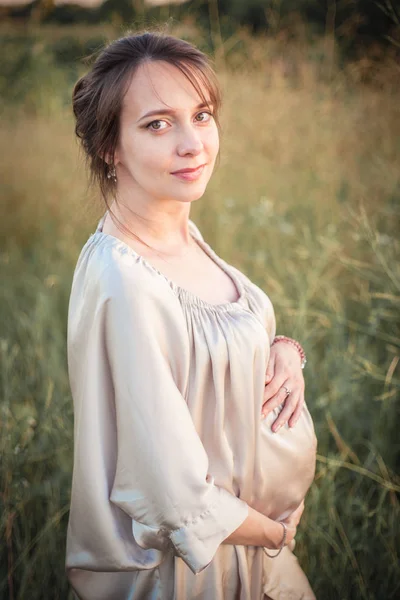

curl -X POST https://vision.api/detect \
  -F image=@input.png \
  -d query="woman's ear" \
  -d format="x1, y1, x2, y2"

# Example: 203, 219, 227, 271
103, 149, 120, 166
103, 152, 112, 166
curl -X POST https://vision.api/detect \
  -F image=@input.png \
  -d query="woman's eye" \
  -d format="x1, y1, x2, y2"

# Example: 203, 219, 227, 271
195, 111, 213, 123
147, 120, 168, 131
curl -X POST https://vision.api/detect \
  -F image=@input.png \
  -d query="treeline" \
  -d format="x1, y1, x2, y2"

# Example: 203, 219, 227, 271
2, 0, 400, 60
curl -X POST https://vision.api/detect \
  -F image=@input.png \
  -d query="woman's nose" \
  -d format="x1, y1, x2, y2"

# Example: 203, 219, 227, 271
176, 125, 203, 156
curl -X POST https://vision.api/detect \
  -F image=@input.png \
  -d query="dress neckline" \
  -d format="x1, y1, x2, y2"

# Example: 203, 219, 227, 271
92, 212, 248, 312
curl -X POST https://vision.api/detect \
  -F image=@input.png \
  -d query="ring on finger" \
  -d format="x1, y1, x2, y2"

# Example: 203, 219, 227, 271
282, 385, 292, 397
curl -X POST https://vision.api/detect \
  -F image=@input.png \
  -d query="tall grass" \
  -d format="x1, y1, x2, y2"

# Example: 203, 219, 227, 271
1, 26, 399, 600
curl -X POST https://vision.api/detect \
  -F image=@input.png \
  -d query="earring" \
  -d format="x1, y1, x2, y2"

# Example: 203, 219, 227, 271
107, 164, 117, 183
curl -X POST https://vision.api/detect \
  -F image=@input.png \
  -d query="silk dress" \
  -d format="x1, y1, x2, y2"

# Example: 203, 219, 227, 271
65, 212, 318, 600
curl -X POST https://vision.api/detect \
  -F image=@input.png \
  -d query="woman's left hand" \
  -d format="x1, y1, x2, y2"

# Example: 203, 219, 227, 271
261, 342, 305, 432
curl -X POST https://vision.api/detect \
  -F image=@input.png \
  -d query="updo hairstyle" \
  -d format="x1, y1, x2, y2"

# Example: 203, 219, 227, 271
72, 30, 222, 239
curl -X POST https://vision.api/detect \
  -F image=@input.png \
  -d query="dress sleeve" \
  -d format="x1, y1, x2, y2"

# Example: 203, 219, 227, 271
68, 253, 248, 576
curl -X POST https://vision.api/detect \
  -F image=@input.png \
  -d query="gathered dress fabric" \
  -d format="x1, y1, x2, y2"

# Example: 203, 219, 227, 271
66, 212, 318, 600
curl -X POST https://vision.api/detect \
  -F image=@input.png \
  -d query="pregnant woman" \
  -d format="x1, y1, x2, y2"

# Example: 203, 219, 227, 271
66, 31, 318, 600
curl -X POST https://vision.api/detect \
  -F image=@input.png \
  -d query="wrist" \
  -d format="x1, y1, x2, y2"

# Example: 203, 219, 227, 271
263, 517, 286, 550
272, 335, 307, 369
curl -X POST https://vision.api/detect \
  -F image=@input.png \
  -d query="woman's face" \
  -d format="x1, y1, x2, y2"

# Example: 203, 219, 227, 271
114, 60, 220, 206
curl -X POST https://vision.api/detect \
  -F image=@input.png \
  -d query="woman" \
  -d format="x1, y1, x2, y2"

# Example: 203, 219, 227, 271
66, 31, 318, 600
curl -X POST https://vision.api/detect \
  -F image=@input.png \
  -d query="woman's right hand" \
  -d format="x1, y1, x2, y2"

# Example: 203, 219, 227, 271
278, 500, 305, 547
222, 501, 305, 549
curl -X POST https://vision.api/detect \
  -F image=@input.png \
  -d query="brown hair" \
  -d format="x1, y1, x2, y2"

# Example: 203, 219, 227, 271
72, 29, 222, 245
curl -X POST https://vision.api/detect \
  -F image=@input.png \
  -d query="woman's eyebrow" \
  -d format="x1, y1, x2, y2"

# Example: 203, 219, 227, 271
136, 102, 213, 123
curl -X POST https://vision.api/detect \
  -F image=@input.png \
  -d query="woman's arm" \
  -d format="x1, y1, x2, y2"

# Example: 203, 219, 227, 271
222, 505, 296, 549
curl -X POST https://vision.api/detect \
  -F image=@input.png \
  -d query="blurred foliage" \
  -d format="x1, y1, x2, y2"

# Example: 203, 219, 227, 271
1, 0, 400, 61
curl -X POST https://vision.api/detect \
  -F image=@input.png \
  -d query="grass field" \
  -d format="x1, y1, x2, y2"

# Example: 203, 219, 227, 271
1, 25, 399, 600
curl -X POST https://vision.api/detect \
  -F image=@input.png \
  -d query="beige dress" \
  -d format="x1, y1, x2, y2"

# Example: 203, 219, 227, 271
66, 212, 318, 600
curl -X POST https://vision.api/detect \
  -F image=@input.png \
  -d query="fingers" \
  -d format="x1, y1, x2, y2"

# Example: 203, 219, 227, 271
288, 394, 305, 428
264, 352, 276, 385
262, 369, 305, 431
287, 501, 305, 528
293, 501, 305, 523
271, 390, 301, 433
262, 378, 300, 432
284, 525, 297, 547
263, 368, 287, 403
261, 384, 290, 422
281, 512, 303, 534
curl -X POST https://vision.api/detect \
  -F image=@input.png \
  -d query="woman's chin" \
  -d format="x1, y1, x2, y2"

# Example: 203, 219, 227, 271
170, 186, 207, 204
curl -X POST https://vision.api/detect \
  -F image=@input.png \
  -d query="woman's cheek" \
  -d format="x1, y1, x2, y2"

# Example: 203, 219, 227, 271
205, 125, 219, 156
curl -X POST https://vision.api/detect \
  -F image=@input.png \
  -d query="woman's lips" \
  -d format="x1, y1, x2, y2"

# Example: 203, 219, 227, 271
171, 164, 206, 181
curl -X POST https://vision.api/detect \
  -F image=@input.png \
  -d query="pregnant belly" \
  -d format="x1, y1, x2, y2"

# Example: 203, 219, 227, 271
251, 403, 318, 521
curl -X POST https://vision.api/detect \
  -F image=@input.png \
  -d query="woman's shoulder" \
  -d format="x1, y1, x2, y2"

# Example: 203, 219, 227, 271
67, 232, 191, 390
74, 217, 203, 292
70, 232, 179, 310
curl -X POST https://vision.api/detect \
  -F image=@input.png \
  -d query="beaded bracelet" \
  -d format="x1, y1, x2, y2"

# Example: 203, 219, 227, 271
263, 521, 287, 558
272, 335, 307, 369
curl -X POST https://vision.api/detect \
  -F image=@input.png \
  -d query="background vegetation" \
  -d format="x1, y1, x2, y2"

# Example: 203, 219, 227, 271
0, 1, 399, 599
